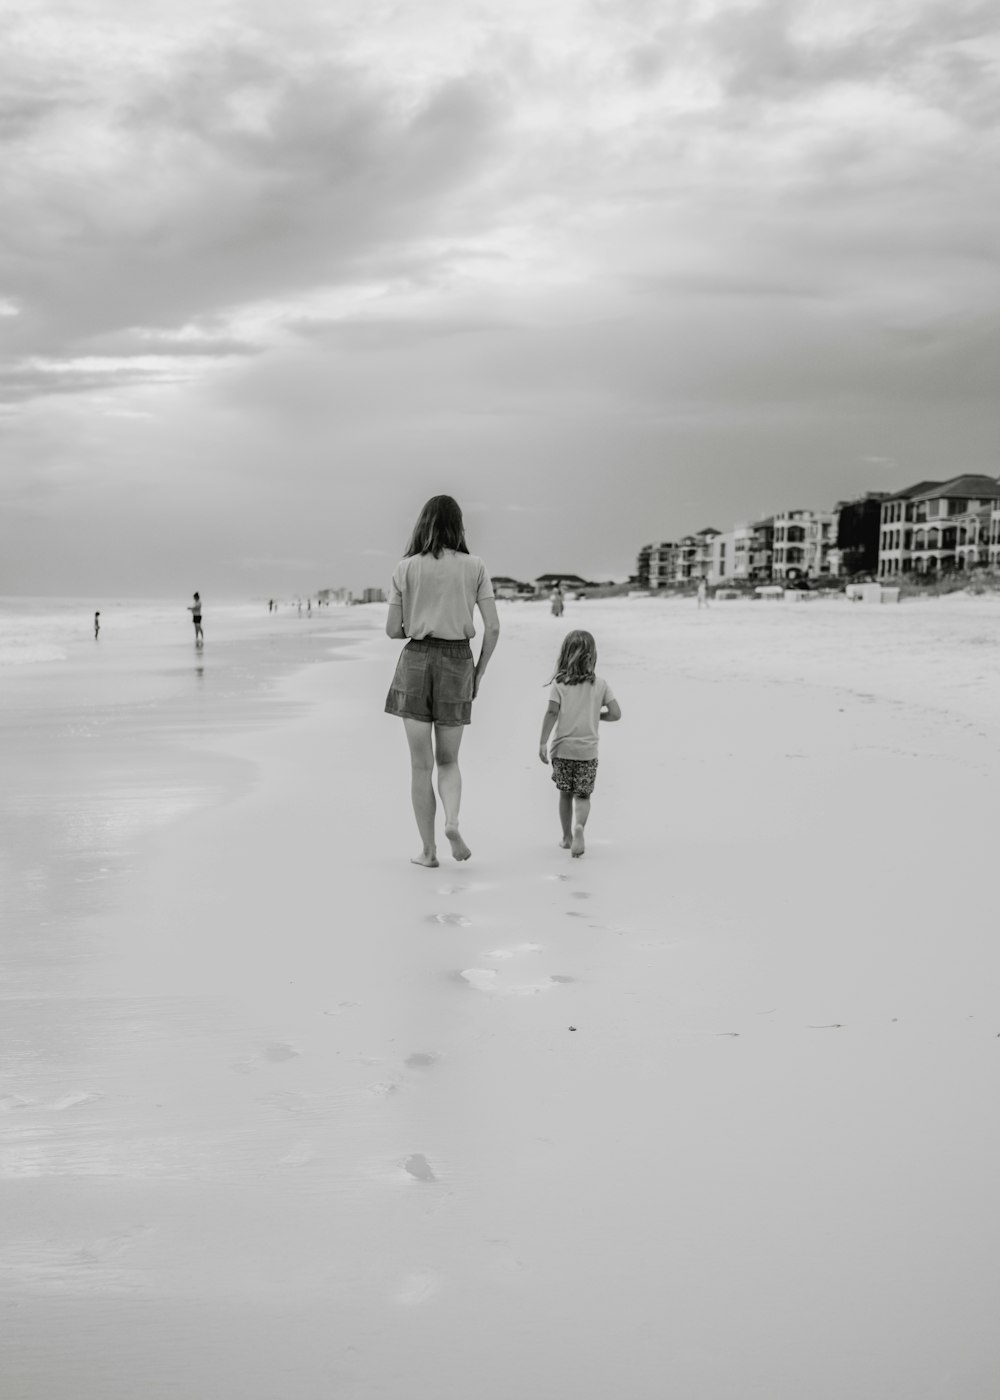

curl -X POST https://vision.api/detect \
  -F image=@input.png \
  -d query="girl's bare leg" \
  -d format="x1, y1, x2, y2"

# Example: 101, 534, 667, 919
571, 795, 591, 858
434, 723, 471, 861
559, 792, 573, 848
403, 718, 438, 866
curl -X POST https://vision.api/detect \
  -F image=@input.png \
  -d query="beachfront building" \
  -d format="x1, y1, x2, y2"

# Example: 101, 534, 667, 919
834, 493, 889, 577
638, 541, 679, 589
361, 587, 387, 604
771, 510, 836, 581
533, 573, 591, 595
748, 518, 774, 581
728, 524, 757, 582
491, 575, 534, 599
878, 476, 1000, 577
675, 528, 721, 582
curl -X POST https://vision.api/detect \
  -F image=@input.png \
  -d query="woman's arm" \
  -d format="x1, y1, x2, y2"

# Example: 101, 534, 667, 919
385, 601, 405, 639
473, 597, 500, 697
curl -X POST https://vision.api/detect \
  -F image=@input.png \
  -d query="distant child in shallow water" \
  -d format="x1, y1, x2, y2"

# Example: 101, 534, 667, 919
538, 629, 621, 857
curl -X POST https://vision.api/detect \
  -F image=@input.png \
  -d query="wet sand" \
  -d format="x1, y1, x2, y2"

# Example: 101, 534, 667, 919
3, 595, 1000, 1398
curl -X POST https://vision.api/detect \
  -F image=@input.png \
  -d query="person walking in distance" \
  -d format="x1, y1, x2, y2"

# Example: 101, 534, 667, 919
538, 629, 621, 858
385, 495, 500, 867
188, 592, 204, 646
696, 578, 709, 608
93, 611, 100, 639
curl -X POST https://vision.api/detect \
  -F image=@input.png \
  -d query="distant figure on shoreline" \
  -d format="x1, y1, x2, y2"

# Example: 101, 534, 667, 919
385, 494, 500, 867
188, 592, 204, 646
539, 629, 621, 858
696, 578, 709, 608
550, 585, 565, 618
93, 610, 100, 638
268, 598, 274, 613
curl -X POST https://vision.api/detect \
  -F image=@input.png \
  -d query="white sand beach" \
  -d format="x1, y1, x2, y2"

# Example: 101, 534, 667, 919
3, 593, 1000, 1399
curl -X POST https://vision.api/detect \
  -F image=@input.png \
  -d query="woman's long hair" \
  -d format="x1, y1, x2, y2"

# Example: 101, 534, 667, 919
404, 496, 469, 558
549, 630, 597, 686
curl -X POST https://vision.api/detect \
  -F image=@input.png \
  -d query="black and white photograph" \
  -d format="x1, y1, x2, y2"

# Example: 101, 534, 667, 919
2, 1, 999, 1396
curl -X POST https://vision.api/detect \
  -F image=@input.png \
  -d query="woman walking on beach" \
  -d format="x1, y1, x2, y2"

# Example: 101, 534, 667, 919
385, 495, 500, 867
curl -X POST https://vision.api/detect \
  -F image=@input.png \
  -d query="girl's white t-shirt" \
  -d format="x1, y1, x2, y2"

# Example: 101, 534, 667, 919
548, 675, 615, 761
390, 550, 494, 640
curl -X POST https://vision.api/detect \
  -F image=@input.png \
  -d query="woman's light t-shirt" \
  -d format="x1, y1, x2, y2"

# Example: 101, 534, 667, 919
548, 675, 615, 761
390, 550, 494, 640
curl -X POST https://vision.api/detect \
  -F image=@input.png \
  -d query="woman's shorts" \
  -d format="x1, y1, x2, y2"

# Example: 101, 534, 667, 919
551, 756, 598, 797
385, 637, 474, 727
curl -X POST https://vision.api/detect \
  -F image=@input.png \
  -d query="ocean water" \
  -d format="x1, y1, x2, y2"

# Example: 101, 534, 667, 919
0, 597, 364, 994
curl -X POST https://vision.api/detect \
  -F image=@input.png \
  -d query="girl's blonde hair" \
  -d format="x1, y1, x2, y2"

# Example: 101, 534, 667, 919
549, 630, 597, 686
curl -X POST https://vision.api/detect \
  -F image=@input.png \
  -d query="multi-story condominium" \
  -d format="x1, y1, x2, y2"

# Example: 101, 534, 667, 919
728, 524, 757, 581
748, 518, 774, 581
834, 493, 889, 576
675, 528, 721, 581
772, 510, 836, 581
878, 476, 1000, 578
636, 542, 678, 589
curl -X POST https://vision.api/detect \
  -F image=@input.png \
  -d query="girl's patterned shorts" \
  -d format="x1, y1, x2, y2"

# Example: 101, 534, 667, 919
551, 756, 598, 797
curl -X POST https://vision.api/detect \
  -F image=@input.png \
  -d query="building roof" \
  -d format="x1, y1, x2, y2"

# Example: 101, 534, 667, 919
887, 480, 944, 500
534, 573, 590, 584
909, 474, 1000, 502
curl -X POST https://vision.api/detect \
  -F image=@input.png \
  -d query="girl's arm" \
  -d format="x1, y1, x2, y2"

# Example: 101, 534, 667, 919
385, 601, 405, 638
473, 597, 500, 698
600, 699, 622, 721
539, 700, 559, 763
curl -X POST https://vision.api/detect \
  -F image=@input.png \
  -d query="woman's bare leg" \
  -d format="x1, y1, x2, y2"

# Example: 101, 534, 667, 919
434, 723, 471, 861
403, 718, 438, 866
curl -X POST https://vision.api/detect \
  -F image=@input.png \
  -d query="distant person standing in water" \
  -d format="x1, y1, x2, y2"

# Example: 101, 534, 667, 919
550, 585, 564, 618
188, 592, 204, 646
385, 495, 500, 867
93, 611, 100, 638
696, 578, 709, 608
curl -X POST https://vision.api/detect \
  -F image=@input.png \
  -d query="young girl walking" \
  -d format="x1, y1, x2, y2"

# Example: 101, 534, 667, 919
538, 630, 621, 857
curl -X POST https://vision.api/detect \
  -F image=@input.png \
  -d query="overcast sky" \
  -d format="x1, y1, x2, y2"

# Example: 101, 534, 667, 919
2, 0, 998, 595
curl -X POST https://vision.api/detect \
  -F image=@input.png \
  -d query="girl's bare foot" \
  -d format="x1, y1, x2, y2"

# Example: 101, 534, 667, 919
444, 824, 471, 861
560, 836, 572, 849
570, 825, 585, 858
411, 850, 439, 868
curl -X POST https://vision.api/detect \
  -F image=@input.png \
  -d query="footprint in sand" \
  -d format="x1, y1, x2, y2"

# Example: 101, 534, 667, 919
570, 892, 591, 900
277, 1142, 319, 1167
403, 1153, 437, 1182
233, 1043, 302, 1073
436, 882, 493, 896
485, 943, 543, 960
457, 968, 566, 996
48, 1091, 106, 1111
426, 913, 473, 927
405, 1052, 440, 1069
392, 1269, 441, 1305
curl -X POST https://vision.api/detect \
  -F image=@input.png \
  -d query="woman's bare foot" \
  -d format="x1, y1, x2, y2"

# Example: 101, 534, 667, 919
560, 835, 572, 849
444, 824, 471, 861
411, 849, 439, 868
570, 825, 585, 858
